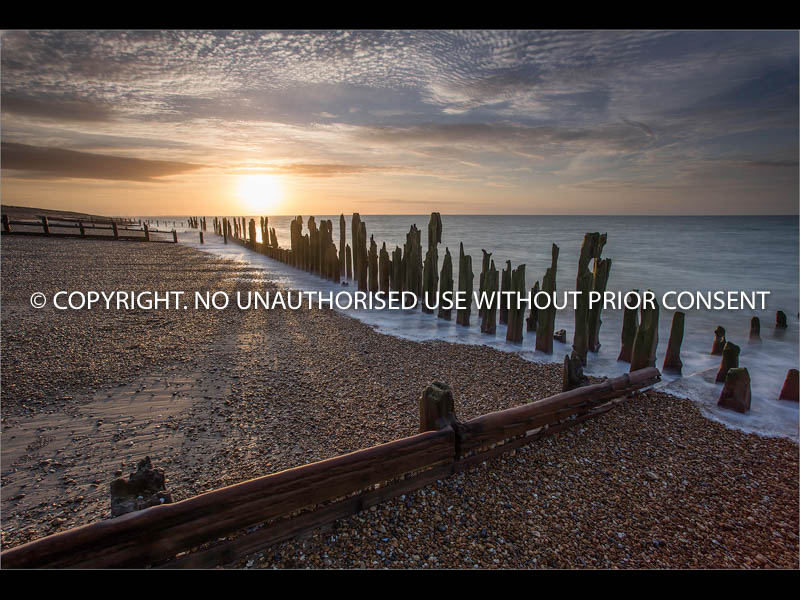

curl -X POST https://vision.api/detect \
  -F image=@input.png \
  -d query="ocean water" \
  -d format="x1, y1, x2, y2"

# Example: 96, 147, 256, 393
162, 215, 799, 440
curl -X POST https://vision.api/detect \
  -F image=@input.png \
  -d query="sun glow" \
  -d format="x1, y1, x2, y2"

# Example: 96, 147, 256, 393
237, 174, 283, 214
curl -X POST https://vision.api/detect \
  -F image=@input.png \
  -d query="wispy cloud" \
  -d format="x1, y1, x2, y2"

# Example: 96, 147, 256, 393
1, 30, 797, 213
2, 142, 206, 182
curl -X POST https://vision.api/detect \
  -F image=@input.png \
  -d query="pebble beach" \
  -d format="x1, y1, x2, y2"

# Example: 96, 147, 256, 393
1, 236, 797, 568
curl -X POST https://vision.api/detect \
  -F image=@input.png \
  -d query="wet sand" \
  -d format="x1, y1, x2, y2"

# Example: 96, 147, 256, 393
1, 236, 797, 568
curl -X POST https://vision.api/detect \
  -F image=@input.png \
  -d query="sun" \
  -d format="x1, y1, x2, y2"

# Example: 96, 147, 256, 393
237, 174, 283, 214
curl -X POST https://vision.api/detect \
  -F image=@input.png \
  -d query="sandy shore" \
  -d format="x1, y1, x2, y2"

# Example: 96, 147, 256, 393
1, 236, 797, 568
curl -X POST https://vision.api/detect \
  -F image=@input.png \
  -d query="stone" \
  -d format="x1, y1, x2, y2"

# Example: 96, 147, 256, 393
553, 329, 567, 344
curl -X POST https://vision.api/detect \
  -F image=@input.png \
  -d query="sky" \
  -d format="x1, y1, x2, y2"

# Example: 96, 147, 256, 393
1, 30, 798, 216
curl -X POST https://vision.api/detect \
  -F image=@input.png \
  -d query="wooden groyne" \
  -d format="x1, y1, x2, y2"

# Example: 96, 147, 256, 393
210, 211, 790, 393
0, 368, 661, 569
2, 214, 176, 243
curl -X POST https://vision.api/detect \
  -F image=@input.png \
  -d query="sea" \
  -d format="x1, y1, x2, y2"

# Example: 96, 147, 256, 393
150, 214, 799, 440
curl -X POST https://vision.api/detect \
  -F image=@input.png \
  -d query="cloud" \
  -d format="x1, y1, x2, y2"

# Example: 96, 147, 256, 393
2, 93, 116, 122
2, 142, 206, 182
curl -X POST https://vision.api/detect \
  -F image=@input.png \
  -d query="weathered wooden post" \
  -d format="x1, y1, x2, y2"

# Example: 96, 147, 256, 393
419, 381, 456, 433
587, 257, 612, 352
715, 341, 740, 383
352, 213, 361, 281
422, 212, 442, 314
478, 250, 492, 322
368, 235, 378, 294
526, 281, 540, 332
776, 310, 788, 330
2, 214, 10, 233
357, 221, 368, 292
506, 264, 526, 343
112, 222, 119, 239
379, 242, 391, 295
748, 316, 761, 344
573, 232, 606, 365
535, 244, 559, 354
779, 369, 799, 402
40, 215, 50, 235
391, 246, 404, 293
562, 353, 588, 392
144, 223, 150, 241
630, 292, 659, 371
711, 326, 726, 355
339, 214, 346, 277
499, 260, 511, 325
455, 243, 473, 327
438, 247, 453, 321
79, 221, 85, 237
172, 230, 178, 243
717, 367, 751, 413
404, 225, 423, 300
480, 260, 499, 334
199, 231, 204, 244
223, 218, 228, 244
662, 311, 685, 374
346, 244, 353, 280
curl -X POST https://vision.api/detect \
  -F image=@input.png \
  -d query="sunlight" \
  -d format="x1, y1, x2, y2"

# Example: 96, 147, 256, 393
237, 174, 283, 214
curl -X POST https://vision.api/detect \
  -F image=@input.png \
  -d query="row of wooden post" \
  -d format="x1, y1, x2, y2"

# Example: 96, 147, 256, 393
198, 211, 796, 407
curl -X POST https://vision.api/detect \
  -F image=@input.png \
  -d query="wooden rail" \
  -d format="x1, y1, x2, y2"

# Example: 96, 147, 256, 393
2, 215, 176, 243
0, 368, 659, 569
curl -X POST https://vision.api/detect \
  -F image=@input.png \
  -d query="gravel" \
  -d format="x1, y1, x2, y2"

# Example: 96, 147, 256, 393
1, 236, 797, 568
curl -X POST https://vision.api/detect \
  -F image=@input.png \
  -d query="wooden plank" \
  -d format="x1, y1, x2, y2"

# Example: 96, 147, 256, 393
457, 368, 660, 453
160, 392, 638, 569
1, 428, 454, 568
